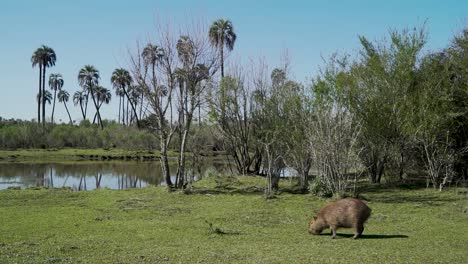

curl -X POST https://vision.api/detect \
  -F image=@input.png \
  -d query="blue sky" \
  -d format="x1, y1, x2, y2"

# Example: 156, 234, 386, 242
0, 0, 466, 121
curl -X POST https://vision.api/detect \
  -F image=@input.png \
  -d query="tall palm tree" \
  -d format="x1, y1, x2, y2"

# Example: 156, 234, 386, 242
111, 68, 139, 127
142, 44, 164, 83
49, 73, 64, 124
78, 65, 102, 129
209, 19, 236, 78
32, 46, 56, 125
58, 90, 72, 124
31, 48, 44, 123
73, 91, 86, 120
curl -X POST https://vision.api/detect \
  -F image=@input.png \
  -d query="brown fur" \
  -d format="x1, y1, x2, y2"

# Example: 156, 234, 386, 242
308, 198, 371, 239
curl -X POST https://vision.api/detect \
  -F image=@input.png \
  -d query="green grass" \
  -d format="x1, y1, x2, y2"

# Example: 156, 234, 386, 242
0, 148, 179, 162
0, 176, 467, 263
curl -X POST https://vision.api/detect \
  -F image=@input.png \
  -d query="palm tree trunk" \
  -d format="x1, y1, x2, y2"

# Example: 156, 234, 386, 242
220, 45, 224, 78
84, 91, 89, 120
37, 65, 42, 124
42, 65, 46, 126
89, 86, 103, 129
123, 96, 126, 125
79, 101, 85, 120
123, 88, 140, 128
126, 98, 129, 125
118, 96, 121, 124
51, 89, 57, 124
64, 102, 72, 124
93, 101, 104, 125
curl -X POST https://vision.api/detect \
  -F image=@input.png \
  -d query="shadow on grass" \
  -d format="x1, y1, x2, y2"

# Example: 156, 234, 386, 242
318, 233, 409, 239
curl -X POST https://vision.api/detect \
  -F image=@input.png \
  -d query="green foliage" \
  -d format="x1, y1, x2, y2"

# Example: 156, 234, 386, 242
0, 121, 157, 150
308, 177, 332, 198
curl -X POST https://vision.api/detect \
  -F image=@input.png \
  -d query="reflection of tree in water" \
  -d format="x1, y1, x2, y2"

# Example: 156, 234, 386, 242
117, 175, 142, 189
0, 158, 229, 190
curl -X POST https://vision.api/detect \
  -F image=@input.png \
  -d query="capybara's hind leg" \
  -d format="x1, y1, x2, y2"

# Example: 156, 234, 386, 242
353, 224, 364, 239
331, 226, 337, 239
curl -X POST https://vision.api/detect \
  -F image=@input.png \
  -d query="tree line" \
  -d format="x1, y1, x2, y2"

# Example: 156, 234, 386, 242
26, 19, 468, 195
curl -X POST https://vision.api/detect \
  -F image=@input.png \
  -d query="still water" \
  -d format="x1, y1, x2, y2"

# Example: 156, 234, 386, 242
0, 160, 227, 190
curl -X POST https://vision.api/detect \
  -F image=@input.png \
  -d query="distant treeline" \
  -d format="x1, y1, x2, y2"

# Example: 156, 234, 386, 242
0, 119, 157, 150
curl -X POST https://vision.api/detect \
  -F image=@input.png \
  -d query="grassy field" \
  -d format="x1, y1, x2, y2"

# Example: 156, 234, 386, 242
0, 148, 180, 162
0, 176, 467, 263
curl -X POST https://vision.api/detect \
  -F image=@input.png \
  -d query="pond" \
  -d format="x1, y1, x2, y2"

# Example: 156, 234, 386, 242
0, 160, 228, 190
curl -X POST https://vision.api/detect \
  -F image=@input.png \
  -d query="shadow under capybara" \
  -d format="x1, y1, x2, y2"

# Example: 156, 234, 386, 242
308, 198, 371, 239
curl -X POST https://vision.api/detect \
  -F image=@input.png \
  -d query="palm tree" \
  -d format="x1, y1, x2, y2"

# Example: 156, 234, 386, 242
32, 46, 56, 125
142, 44, 164, 82
49, 73, 64, 123
209, 19, 236, 78
31, 48, 43, 123
78, 65, 102, 129
73, 91, 86, 120
37, 90, 52, 105
58, 90, 72, 124
111, 68, 139, 127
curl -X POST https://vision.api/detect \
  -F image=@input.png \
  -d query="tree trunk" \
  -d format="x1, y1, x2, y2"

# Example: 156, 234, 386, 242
42, 65, 46, 126
90, 88, 103, 129
160, 138, 172, 187
176, 127, 190, 188
51, 89, 57, 124
93, 101, 103, 125
220, 45, 224, 78
83, 91, 89, 120
122, 96, 126, 125
37, 65, 42, 123
118, 96, 121, 124
79, 100, 85, 121
126, 98, 129, 125
123, 88, 140, 127
64, 102, 72, 124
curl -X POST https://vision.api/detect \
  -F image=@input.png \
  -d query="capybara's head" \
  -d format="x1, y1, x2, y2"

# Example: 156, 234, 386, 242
308, 216, 324, 235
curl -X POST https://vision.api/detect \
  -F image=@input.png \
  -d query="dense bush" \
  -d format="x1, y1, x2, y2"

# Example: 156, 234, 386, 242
0, 120, 158, 150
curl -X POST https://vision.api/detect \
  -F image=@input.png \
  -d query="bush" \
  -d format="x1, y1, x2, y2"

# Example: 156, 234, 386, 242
0, 120, 158, 150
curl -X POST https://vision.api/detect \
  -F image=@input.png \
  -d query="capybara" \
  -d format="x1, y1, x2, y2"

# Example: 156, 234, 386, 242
308, 197, 371, 239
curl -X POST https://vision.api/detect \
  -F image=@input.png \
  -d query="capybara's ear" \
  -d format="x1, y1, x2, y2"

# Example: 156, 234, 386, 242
313, 216, 317, 220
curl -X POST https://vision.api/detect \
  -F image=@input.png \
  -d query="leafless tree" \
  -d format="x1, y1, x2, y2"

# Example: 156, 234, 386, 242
173, 23, 219, 188
128, 24, 179, 188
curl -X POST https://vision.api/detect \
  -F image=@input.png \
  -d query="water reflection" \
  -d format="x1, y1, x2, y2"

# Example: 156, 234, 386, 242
0, 160, 226, 190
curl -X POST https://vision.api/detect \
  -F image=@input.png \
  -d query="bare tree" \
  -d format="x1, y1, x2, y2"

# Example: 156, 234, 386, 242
308, 58, 363, 196
173, 24, 219, 188
128, 24, 178, 188
210, 65, 258, 175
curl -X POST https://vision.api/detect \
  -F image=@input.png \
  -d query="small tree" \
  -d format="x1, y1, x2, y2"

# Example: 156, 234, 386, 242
308, 57, 362, 196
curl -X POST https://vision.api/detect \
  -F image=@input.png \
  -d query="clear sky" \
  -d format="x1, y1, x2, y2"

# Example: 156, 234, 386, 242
0, 0, 466, 122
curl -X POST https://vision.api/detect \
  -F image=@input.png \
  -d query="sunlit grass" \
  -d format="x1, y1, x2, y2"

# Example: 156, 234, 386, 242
0, 176, 467, 263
